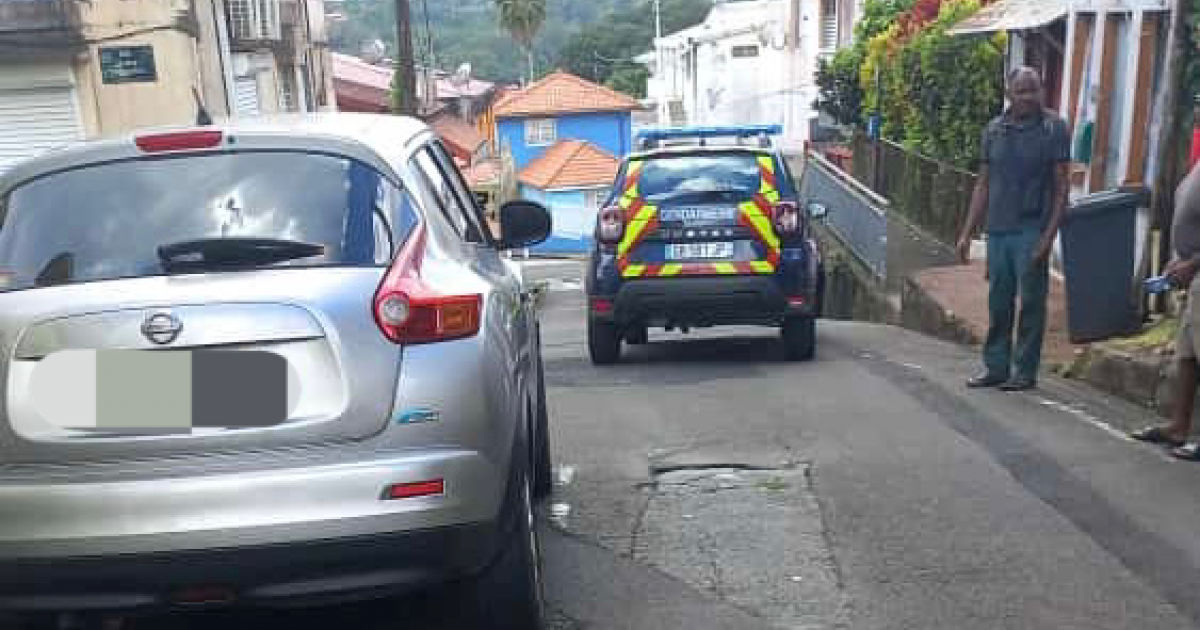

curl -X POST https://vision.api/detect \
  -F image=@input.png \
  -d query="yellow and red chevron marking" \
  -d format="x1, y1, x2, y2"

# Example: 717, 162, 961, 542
739, 194, 781, 268
622, 161, 644, 199
629, 262, 776, 278
617, 201, 658, 273
757, 156, 781, 204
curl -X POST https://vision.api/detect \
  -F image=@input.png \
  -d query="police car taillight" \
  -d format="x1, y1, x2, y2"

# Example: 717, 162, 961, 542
773, 201, 802, 236
598, 205, 625, 244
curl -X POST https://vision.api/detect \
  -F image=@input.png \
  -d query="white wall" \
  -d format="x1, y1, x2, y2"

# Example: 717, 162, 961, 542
648, 0, 837, 148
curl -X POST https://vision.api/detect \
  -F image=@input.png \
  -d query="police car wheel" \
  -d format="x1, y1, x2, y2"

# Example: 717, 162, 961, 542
782, 316, 816, 362
588, 320, 622, 365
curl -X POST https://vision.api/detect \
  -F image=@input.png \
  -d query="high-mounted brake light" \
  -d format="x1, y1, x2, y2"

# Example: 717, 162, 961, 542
598, 205, 626, 245
773, 201, 802, 237
372, 223, 483, 344
135, 130, 224, 153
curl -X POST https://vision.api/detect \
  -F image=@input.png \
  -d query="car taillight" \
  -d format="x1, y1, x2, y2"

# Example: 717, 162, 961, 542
773, 201, 802, 237
135, 130, 224, 152
373, 223, 482, 344
598, 205, 625, 245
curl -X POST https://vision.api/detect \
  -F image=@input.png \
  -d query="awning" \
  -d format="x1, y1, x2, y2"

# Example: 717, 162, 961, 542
948, 0, 1069, 36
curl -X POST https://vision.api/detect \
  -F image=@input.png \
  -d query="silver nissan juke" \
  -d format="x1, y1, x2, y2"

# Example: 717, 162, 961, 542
0, 113, 554, 629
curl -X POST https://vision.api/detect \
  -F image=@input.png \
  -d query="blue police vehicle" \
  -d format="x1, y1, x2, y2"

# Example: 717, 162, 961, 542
585, 125, 827, 364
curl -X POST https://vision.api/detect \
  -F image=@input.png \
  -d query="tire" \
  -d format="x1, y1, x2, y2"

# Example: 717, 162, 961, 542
533, 361, 553, 500
588, 320, 621, 365
625, 325, 648, 345
782, 316, 816, 362
465, 468, 545, 630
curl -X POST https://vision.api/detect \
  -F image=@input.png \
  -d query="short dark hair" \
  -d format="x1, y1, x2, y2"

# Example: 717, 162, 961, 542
1007, 66, 1042, 88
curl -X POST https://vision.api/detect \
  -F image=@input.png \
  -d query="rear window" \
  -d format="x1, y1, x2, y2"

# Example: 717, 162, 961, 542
0, 151, 417, 292
635, 153, 765, 201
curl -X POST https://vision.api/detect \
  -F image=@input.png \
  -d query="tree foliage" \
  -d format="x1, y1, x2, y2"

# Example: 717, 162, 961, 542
557, 0, 712, 88
330, 0, 644, 85
815, 0, 913, 127
818, 0, 1005, 168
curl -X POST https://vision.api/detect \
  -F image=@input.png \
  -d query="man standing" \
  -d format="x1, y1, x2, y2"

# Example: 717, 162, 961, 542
1131, 159, 1200, 459
955, 67, 1072, 391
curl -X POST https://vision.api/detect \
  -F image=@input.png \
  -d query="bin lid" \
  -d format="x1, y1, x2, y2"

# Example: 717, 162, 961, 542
1067, 186, 1151, 217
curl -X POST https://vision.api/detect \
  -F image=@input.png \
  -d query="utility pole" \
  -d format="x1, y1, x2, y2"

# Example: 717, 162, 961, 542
394, 0, 418, 117
1148, 0, 1189, 314
654, 0, 665, 125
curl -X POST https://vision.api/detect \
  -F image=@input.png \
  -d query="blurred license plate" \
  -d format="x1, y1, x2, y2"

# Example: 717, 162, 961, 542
665, 242, 734, 260
659, 207, 737, 224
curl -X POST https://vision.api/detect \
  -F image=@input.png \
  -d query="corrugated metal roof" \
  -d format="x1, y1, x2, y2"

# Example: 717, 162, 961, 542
947, 0, 1069, 36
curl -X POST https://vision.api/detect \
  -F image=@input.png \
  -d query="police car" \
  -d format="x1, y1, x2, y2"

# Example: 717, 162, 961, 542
585, 125, 826, 364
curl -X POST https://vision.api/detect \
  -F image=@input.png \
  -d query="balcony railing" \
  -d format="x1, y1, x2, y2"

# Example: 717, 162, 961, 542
0, 0, 82, 46
227, 0, 282, 43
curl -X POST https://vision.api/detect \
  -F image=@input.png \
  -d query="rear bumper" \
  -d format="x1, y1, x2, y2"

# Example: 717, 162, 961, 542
599, 276, 815, 327
0, 448, 506, 612
0, 521, 499, 613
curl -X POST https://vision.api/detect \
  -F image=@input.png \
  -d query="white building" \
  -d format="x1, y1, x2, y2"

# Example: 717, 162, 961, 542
642, 0, 863, 150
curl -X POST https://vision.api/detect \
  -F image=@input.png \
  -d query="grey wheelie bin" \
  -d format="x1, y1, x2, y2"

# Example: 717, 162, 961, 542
1059, 186, 1150, 343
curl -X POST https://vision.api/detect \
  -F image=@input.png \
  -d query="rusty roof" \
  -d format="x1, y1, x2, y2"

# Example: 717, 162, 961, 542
494, 72, 641, 118
430, 113, 486, 155
947, 0, 1069, 35
518, 140, 619, 190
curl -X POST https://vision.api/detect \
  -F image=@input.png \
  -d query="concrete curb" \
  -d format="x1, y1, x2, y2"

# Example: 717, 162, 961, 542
900, 275, 982, 349
1065, 344, 1174, 419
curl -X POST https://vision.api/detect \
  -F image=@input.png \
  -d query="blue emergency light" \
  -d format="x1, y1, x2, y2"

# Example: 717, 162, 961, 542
636, 124, 783, 144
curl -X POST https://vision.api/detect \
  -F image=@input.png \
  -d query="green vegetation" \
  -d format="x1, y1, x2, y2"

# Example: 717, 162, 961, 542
332, 0, 710, 93
495, 0, 548, 83
815, 0, 1006, 169
556, 0, 712, 97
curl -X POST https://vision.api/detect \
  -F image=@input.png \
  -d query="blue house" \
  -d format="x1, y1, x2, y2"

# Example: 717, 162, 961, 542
492, 72, 640, 253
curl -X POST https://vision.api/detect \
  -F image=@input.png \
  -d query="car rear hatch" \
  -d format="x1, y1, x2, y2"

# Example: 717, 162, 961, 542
615, 151, 785, 279
0, 136, 417, 465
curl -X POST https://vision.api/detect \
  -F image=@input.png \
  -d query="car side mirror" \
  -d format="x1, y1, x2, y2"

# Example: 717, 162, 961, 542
807, 201, 829, 221
498, 200, 551, 250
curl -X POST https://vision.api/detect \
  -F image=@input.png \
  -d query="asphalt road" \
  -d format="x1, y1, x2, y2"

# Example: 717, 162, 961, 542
35, 259, 1200, 629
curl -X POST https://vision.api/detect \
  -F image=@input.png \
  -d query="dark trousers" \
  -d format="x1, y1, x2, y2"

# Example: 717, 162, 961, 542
983, 228, 1050, 381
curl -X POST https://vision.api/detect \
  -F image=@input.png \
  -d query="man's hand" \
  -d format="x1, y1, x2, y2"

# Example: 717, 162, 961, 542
1165, 257, 1200, 289
1032, 238, 1054, 265
956, 237, 972, 264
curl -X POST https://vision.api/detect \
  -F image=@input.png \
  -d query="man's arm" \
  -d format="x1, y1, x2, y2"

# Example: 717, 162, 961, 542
957, 166, 989, 263
1034, 161, 1071, 263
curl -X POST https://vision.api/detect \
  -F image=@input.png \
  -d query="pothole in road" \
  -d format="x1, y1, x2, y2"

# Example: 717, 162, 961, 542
632, 463, 850, 629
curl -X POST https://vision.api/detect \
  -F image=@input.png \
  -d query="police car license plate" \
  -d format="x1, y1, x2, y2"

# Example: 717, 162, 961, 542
665, 242, 734, 260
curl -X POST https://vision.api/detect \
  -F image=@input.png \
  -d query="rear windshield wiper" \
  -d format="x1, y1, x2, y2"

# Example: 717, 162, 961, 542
156, 237, 326, 272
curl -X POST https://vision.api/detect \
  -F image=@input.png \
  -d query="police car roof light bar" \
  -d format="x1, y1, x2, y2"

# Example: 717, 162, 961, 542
636, 125, 784, 145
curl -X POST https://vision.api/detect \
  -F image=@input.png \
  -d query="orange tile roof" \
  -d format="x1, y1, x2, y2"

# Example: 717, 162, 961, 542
494, 71, 641, 118
518, 140, 619, 190
463, 159, 502, 187
430, 113, 486, 155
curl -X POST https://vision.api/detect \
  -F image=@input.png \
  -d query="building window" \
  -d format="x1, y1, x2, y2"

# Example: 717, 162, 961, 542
279, 68, 298, 112
731, 45, 759, 59
584, 188, 610, 210
227, 0, 281, 40
820, 0, 838, 51
524, 118, 556, 146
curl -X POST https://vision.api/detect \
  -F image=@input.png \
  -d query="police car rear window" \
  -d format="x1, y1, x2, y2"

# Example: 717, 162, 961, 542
636, 154, 763, 201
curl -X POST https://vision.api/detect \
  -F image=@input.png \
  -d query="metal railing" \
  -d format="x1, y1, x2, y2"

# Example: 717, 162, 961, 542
799, 151, 890, 281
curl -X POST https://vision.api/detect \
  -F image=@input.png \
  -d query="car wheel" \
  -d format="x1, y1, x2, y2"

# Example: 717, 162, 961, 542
782, 316, 816, 362
588, 320, 621, 365
533, 363, 553, 500
625, 325, 648, 345
466, 467, 545, 630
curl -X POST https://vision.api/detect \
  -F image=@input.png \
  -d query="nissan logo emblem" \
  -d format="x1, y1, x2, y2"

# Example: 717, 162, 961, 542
141, 312, 183, 345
